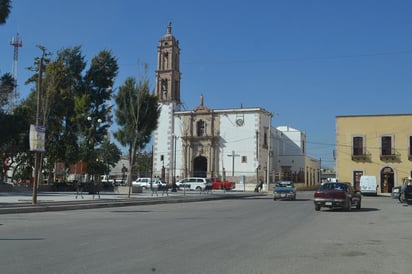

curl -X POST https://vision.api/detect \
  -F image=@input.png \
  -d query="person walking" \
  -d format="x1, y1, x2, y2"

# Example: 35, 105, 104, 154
258, 178, 264, 192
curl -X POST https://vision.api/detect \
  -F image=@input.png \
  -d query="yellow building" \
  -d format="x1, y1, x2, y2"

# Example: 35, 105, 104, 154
336, 114, 412, 194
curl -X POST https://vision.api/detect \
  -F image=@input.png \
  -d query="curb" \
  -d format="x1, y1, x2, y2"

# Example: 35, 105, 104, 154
0, 193, 264, 215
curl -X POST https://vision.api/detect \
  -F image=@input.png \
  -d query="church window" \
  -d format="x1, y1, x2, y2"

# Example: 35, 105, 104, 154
263, 127, 268, 148
197, 120, 205, 136
241, 156, 247, 163
163, 52, 169, 69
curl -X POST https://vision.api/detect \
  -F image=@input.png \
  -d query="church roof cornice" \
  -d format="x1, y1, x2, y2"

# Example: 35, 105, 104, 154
175, 107, 271, 116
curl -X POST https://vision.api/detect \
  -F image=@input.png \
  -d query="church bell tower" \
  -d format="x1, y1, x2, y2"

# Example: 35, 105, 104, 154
155, 22, 181, 107
153, 22, 182, 182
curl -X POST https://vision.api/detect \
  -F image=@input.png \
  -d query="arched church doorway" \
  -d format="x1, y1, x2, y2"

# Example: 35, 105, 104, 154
193, 156, 207, 177
380, 167, 394, 193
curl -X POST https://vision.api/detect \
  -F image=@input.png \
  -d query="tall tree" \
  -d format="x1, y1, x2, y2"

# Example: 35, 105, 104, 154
114, 66, 160, 197
41, 47, 85, 178
0, 73, 14, 111
80, 50, 118, 179
0, 99, 31, 184
0, 0, 14, 181
0, 0, 12, 25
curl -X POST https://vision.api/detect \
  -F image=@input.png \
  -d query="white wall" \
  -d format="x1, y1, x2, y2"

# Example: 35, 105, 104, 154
219, 112, 259, 178
153, 103, 174, 177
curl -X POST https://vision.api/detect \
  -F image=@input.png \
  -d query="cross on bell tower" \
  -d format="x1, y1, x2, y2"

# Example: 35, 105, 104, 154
155, 22, 181, 107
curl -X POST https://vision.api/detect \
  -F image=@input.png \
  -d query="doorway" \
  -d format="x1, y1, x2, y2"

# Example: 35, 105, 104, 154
193, 156, 207, 177
353, 170, 363, 191
380, 167, 394, 193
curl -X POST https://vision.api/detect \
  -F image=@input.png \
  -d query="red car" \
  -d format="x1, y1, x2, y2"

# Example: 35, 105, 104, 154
210, 178, 236, 191
313, 182, 361, 211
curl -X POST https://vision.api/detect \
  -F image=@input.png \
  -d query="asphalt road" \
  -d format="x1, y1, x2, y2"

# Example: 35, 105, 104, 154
0, 192, 410, 274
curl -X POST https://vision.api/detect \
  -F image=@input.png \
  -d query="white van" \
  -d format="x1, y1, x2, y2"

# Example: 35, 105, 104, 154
360, 175, 377, 195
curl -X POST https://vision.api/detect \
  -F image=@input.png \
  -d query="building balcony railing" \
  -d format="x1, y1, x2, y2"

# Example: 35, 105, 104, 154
351, 153, 370, 161
380, 150, 399, 161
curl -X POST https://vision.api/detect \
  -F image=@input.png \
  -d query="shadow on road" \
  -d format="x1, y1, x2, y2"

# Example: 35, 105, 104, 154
319, 207, 380, 213
110, 210, 152, 213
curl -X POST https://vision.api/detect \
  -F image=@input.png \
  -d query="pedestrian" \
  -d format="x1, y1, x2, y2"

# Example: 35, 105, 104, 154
75, 180, 83, 199
258, 179, 264, 192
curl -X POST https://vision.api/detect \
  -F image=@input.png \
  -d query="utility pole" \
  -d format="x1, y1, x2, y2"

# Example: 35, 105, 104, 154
32, 46, 46, 205
266, 113, 273, 191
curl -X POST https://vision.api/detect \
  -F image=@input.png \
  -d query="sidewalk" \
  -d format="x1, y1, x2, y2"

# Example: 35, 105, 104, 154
0, 190, 264, 214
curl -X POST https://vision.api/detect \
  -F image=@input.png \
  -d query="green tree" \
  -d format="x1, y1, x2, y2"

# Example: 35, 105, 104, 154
0, 0, 12, 25
134, 151, 153, 178
114, 66, 160, 197
24, 47, 120, 183
80, 50, 119, 179
41, 47, 85, 180
96, 139, 122, 180
0, 0, 14, 181
0, 102, 31, 184
0, 73, 15, 110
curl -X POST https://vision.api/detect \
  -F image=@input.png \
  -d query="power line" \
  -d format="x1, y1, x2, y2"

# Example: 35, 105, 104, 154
181, 49, 412, 65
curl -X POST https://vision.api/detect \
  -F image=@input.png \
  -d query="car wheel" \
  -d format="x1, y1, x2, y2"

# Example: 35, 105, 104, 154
273, 196, 276, 201
346, 200, 352, 211
356, 200, 361, 209
196, 186, 202, 191
399, 193, 405, 203
315, 205, 321, 211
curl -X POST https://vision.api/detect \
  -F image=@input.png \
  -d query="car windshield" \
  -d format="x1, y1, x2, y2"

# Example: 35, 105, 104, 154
319, 183, 348, 191
276, 182, 293, 188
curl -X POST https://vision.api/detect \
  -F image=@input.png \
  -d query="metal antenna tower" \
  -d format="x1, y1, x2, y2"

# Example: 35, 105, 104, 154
10, 33, 23, 110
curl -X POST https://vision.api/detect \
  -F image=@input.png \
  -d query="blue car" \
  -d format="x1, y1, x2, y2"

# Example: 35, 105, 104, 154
273, 181, 296, 201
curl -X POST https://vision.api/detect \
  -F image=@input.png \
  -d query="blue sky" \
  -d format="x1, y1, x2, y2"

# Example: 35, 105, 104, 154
1, 0, 412, 168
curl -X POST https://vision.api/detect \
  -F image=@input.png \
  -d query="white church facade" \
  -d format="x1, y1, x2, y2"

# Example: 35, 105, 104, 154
152, 23, 320, 190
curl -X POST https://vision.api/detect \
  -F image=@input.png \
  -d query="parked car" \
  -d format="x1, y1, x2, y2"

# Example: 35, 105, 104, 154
149, 179, 170, 193
210, 178, 236, 190
150, 178, 168, 188
273, 181, 296, 200
132, 178, 153, 189
176, 177, 212, 191
398, 178, 412, 204
392, 186, 402, 199
313, 182, 361, 211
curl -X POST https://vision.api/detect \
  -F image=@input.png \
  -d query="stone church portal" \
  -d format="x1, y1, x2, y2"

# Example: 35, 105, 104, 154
193, 156, 207, 178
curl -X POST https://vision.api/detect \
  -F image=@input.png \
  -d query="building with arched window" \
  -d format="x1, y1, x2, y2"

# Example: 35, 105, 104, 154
336, 114, 412, 193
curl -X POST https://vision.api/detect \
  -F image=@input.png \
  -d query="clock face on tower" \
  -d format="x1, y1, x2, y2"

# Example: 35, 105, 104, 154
236, 119, 244, 126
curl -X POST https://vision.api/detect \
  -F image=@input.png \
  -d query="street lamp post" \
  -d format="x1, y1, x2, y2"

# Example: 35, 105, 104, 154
266, 112, 273, 192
